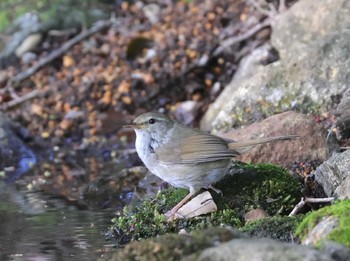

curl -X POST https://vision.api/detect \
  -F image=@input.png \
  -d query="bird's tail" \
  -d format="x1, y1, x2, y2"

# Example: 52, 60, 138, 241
228, 135, 300, 154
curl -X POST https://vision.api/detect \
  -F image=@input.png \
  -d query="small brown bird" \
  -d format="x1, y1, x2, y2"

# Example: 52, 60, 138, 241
125, 112, 298, 219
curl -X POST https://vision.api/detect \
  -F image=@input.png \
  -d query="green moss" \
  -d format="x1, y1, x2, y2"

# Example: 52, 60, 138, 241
160, 187, 189, 209
0, 0, 108, 33
299, 95, 323, 115
216, 162, 302, 216
112, 195, 167, 240
241, 215, 303, 242
227, 94, 293, 128
295, 200, 350, 247
0, 13, 10, 32
111, 188, 241, 242
0, 0, 54, 32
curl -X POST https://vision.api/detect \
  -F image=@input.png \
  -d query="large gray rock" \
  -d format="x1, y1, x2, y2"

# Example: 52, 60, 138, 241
109, 227, 246, 261
272, 0, 350, 60
187, 238, 336, 261
321, 240, 350, 261
108, 226, 342, 261
201, 0, 350, 132
313, 150, 350, 199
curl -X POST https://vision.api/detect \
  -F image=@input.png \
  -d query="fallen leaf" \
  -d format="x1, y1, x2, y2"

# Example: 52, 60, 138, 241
63, 55, 75, 68
176, 191, 217, 219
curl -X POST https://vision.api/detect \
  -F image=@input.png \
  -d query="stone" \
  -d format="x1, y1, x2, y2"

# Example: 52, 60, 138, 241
200, 43, 276, 131
321, 240, 350, 261
271, 0, 350, 60
296, 200, 350, 249
244, 209, 269, 222
313, 150, 350, 198
15, 33, 43, 57
186, 238, 336, 261
202, 0, 350, 133
219, 111, 327, 167
303, 216, 339, 246
110, 227, 245, 261
107, 226, 338, 261
335, 175, 350, 199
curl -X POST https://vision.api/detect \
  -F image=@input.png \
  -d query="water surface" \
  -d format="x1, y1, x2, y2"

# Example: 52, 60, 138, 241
0, 183, 113, 261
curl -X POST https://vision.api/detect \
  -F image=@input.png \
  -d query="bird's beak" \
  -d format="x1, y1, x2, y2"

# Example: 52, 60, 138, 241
123, 124, 142, 129
123, 124, 135, 129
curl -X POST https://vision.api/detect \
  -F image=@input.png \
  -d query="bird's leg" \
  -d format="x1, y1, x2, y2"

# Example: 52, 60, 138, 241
208, 184, 223, 196
165, 187, 196, 220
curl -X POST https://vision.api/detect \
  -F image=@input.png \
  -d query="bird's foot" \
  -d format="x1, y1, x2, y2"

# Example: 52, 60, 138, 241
208, 185, 223, 196
164, 210, 184, 221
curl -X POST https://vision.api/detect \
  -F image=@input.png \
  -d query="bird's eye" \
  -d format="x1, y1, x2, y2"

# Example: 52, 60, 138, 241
148, 118, 156, 124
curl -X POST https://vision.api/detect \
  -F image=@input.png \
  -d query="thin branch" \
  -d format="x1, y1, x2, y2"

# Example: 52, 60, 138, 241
213, 19, 271, 56
247, 0, 274, 17
2, 89, 40, 110
289, 197, 335, 216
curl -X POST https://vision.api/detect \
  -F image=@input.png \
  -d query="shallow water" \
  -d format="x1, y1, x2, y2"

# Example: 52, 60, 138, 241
0, 183, 114, 261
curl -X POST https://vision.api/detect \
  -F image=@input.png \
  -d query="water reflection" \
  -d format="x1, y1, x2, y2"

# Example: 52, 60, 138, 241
0, 183, 113, 261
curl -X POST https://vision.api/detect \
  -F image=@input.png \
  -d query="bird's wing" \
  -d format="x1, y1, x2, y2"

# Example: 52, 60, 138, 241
155, 126, 239, 164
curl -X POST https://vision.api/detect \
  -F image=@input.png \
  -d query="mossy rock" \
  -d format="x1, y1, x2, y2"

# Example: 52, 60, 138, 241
240, 215, 303, 242
110, 162, 302, 243
111, 188, 242, 241
295, 200, 350, 247
109, 227, 245, 261
215, 162, 302, 216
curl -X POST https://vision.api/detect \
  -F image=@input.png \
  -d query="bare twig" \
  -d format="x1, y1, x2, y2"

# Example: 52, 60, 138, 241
213, 0, 290, 58
247, 0, 288, 17
248, 0, 275, 17
1, 20, 113, 94
213, 19, 271, 56
289, 197, 335, 216
185, 0, 288, 74
1, 89, 40, 110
